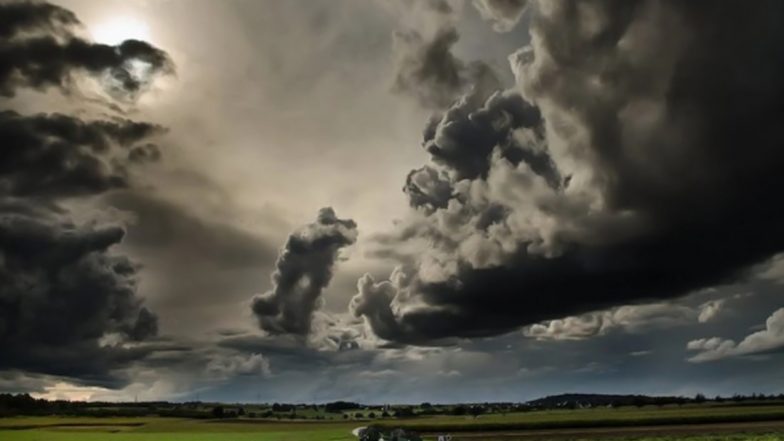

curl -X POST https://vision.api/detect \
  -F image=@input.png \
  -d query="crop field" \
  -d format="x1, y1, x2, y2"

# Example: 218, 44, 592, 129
2, 404, 784, 441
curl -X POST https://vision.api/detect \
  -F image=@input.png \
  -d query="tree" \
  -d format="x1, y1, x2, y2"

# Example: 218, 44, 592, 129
368, 412, 376, 418
211, 406, 225, 419
694, 393, 707, 404
469, 405, 485, 419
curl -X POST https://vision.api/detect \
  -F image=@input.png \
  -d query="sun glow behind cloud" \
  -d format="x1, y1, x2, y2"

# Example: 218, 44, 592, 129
90, 16, 151, 45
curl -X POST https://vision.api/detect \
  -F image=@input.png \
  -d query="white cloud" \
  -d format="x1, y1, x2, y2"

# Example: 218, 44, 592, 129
524, 302, 695, 341
206, 353, 271, 378
697, 299, 726, 323
758, 254, 784, 284
687, 308, 784, 362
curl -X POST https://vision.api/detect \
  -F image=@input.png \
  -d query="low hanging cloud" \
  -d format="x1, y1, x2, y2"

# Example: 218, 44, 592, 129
252, 208, 357, 336
472, 0, 529, 32
0, 1, 173, 385
0, 0, 173, 98
0, 203, 158, 384
352, 0, 784, 345
687, 308, 784, 363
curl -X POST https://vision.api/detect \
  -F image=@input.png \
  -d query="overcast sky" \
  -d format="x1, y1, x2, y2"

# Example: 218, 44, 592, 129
1, 0, 784, 403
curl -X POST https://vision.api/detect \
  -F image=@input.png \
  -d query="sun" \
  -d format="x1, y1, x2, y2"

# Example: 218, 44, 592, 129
90, 16, 151, 46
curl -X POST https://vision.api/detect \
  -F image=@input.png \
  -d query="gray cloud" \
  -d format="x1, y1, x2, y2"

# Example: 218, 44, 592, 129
472, 0, 529, 32
0, 202, 157, 385
0, 110, 164, 198
252, 208, 357, 336
0, 1, 173, 387
353, 0, 784, 344
0, 0, 173, 98
391, 0, 500, 110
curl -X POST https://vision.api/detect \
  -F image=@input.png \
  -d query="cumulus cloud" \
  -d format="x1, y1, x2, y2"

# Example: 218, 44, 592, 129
0, 0, 173, 98
472, 0, 529, 32
0, 1, 172, 386
252, 208, 357, 336
687, 308, 784, 363
0, 203, 158, 384
353, 0, 784, 345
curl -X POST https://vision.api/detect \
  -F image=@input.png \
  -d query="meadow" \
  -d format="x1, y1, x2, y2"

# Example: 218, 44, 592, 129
2, 403, 784, 440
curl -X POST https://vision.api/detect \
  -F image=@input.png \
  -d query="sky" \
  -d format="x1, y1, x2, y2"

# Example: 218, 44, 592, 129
1, 0, 784, 404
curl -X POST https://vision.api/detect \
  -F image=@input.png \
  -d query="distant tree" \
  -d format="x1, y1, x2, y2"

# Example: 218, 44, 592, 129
211, 406, 225, 418
355, 412, 364, 419
451, 405, 467, 416
694, 393, 706, 404
469, 405, 485, 419
343, 414, 349, 419
237, 407, 245, 416
381, 410, 390, 418
368, 412, 376, 418
395, 407, 415, 418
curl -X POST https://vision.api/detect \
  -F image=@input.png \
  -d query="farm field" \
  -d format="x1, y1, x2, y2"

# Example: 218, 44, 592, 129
2, 404, 784, 441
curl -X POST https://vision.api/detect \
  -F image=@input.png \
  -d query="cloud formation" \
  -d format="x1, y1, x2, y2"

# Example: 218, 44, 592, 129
0, 203, 157, 384
524, 303, 696, 341
688, 308, 784, 363
472, 0, 528, 32
0, 1, 173, 385
252, 208, 357, 336
353, 0, 784, 344
391, 0, 499, 109
0, 0, 173, 98
0, 111, 164, 198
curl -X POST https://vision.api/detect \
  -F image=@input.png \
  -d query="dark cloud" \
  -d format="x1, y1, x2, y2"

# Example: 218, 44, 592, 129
353, 0, 784, 344
252, 208, 357, 336
391, 1, 500, 110
0, 110, 164, 198
423, 90, 550, 180
403, 165, 453, 212
0, 0, 173, 98
0, 1, 171, 386
472, 0, 529, 32
0, 202, 158, 385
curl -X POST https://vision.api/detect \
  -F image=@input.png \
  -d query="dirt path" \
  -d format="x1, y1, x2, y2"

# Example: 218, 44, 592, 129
428, 419, 784, 440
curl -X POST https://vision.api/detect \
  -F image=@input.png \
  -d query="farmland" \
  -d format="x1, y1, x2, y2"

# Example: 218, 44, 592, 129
2, 403, 784, 441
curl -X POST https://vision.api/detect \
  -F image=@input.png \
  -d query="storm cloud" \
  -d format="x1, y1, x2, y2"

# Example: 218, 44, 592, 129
0, 0, 173, 98
0, 1, 172, 384
0, 110, 164, 198
252, 208, 357, 336
352, 0, 784, 344
0, 202, 157, 384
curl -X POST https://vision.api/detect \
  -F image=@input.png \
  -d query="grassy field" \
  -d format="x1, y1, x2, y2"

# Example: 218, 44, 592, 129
2, 403, 784, 440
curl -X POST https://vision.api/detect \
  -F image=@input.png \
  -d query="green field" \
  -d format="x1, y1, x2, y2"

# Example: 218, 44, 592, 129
2, 403, 784, 440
